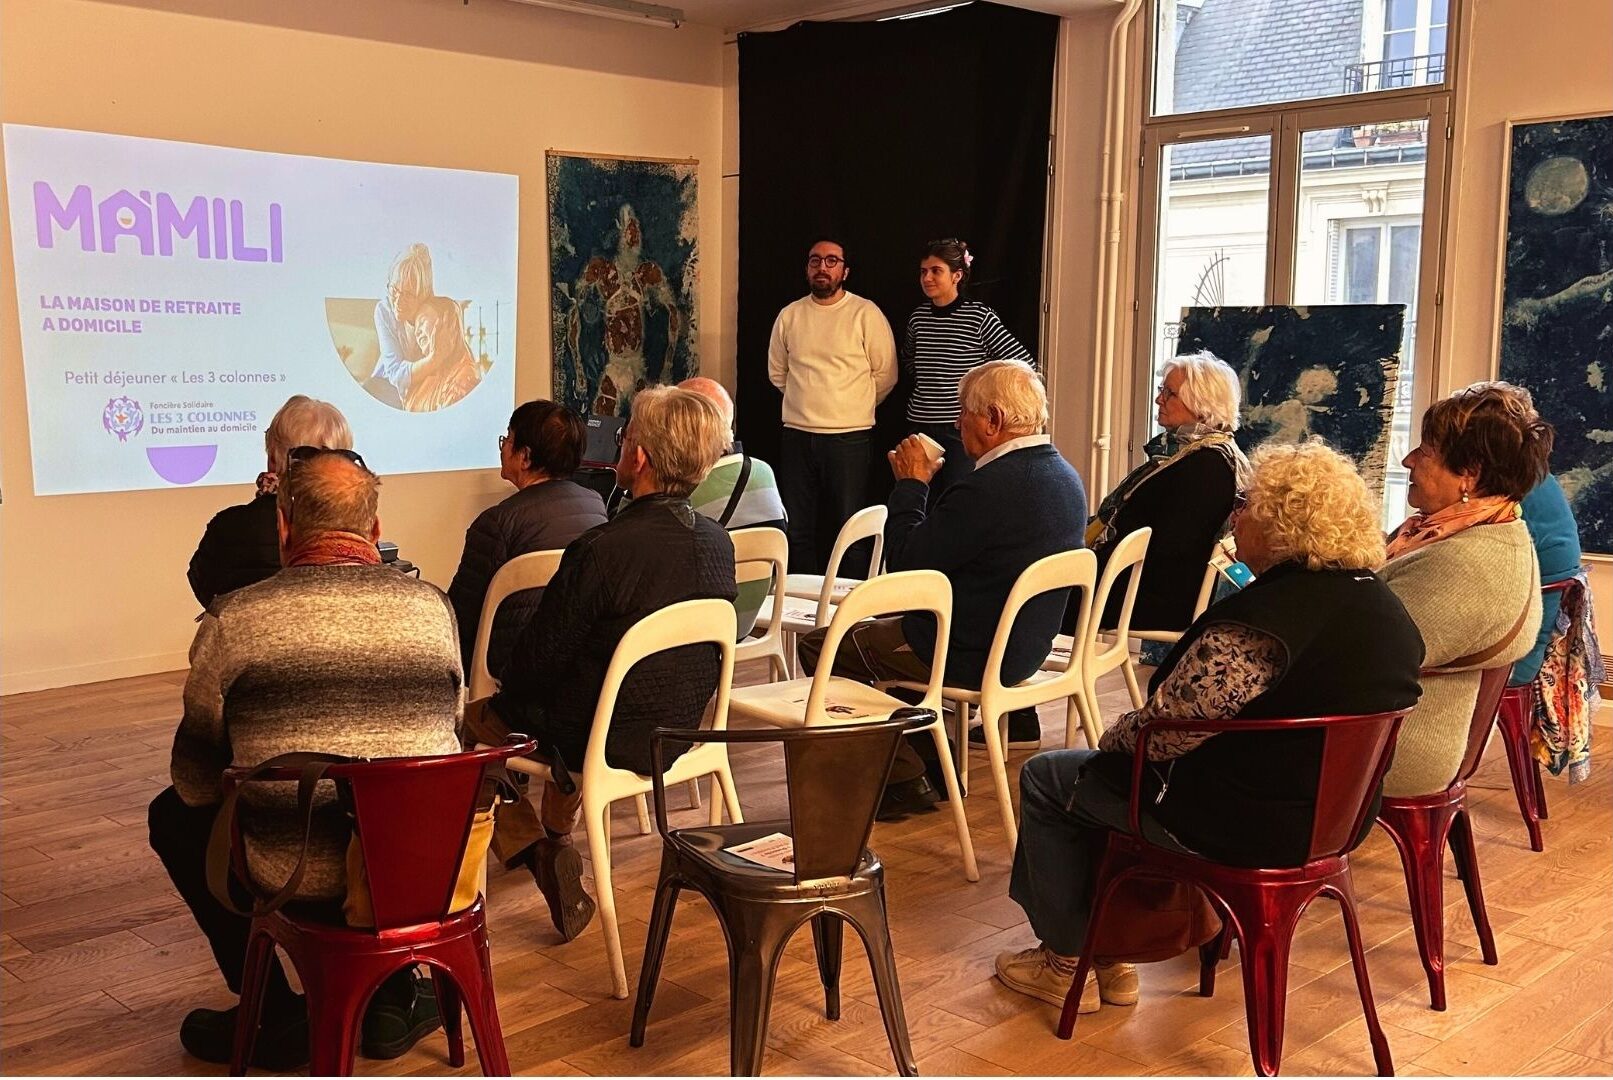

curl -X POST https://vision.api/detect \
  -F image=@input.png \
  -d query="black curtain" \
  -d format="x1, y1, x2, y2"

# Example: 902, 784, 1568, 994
736, 2, 1059, 500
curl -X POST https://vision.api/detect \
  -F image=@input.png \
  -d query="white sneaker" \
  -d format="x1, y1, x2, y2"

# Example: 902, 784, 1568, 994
994, 947, 1099, 1012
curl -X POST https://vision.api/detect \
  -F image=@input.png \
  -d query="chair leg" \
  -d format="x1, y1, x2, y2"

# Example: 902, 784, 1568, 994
686, 778, 703, 811
1380, 805, 1456, 1010
1198, 923, 1229, 998
1497, 694, 1546, 850
924, 719, 980, 882
1533, 761, 1549, 820
1449, 808, 1499, 965
431, 966, 465, 1068
1119, 652, 1146, 710
631, 862, 683, 1047
422, 927, 511, 1076
585, 801, 630, 999
715, 763, 744, 825
956, 702, 971, 799
1079, 676, 1104, 749
1331, 874, 1394, 1077
978, 707, 1020, 850
839, 891, 918, 1077
1063, 694, 1081, 750
718, 902, 793, 1077
229, 928, 277, 1076
810, 912, 844, 1021
1220, 880, 1312, 1077
634, 793, 653, 836
298, 956, 383, 1078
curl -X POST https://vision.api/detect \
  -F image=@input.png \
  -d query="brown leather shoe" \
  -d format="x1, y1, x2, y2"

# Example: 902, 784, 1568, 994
530, 835, 596, 942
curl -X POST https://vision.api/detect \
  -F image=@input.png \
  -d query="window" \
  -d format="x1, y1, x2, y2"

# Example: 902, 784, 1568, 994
1152, 0, 1452, 117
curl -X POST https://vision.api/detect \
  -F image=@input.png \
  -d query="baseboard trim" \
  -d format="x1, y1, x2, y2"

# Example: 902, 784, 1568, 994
1, 652, 189, 696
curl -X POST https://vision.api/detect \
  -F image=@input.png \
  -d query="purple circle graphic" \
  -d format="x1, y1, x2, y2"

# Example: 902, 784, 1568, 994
147, 444, 219, 485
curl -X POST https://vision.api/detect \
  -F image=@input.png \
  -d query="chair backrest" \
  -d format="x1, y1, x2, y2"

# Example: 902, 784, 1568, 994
1451, 664, 1515, 787
807, 569, 951, 721
649, 709, 935, 883
817, 505, 888, 625
468, 549, 566, 700
730, 526, 788, 643
1085, 527, 1151, 671
980, 548, 1098, 707
581, 598, 738, 784
1129, 709, 1409, 862
225, 738, 537, 929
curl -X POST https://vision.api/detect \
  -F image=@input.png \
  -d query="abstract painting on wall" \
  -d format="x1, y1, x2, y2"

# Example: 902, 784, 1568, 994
1177, 304, 1407, 498
547, 151, 699, 417
1497, 114, 1613, 554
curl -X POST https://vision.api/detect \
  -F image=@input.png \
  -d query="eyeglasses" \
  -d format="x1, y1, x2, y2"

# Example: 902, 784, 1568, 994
287, 446, 367, 470
1230, 492, 1249, 516
615, 425, 627, 448
806, 255, 844, 269
1157, 384, 1181, 402
498, 434, 509, 451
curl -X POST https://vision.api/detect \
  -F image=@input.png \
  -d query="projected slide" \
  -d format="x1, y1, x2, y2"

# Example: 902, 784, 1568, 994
3, 125, 518, 495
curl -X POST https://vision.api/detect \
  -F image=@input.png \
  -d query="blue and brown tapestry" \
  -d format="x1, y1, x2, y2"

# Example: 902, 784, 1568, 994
1177, 304, 1406, 499
547, 152, 699, 417
1497, 114, 1613, 555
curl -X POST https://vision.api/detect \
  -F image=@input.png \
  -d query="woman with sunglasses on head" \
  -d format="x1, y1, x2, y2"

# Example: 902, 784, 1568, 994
902, 238, 1034, 499
186, 395, 354, 610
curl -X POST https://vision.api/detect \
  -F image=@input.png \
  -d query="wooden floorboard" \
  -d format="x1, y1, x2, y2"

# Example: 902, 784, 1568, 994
2, 664, 1609, 1076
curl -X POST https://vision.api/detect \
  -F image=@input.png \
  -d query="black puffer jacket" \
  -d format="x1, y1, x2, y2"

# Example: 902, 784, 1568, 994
447, 479, 607, 676
491, 493, 737, 775
188, 494, 283, 609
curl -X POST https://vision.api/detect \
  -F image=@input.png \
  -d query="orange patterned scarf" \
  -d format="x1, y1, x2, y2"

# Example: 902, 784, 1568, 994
1385, 495, 1519, 560
285, 530, 382, 568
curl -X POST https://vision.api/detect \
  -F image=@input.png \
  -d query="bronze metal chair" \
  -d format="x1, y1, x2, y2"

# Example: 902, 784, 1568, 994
629, 708, 933, 1077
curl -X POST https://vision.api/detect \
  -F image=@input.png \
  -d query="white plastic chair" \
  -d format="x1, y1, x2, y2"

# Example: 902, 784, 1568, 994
495, 598, 744, 999
1039, 527, 1152, 737
729, 569, 979, 882
731, 527, 790, 683
782, 504, 888, 605
1104, 554, 1219, 694
467, 549, 565, 701
892, 548, 1099, 850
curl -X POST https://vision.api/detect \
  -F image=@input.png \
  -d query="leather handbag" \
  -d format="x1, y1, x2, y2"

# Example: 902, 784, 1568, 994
1089, 872, 1222, 965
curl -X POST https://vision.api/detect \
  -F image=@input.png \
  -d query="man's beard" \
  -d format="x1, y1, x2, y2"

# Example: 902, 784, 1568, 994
810, 276, 840, 299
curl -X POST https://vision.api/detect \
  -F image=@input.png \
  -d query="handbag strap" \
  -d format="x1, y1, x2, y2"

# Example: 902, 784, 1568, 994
205, 751, 353, 917
717, 455, 753, 527
1424, 595, 1534, 675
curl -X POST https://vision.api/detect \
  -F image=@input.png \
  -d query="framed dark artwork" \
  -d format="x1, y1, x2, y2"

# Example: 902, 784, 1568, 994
1496, 113, 1613, 554
1177, 304, 1407, 499
547, 151, 699, 417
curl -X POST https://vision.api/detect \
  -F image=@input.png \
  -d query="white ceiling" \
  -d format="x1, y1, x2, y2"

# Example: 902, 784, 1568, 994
673, 0, 1121, 34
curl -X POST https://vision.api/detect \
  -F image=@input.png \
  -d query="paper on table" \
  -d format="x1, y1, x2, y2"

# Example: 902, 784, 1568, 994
724, 831, 796, 872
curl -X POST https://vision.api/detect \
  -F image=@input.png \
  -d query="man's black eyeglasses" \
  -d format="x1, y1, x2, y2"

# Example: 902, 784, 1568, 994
807, 255, 843, 269
287, 446, 368, 470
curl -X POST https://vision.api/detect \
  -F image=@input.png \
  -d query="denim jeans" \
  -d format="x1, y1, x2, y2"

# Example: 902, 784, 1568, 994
1008, 749, 1188, 955
778, 427, 871, 575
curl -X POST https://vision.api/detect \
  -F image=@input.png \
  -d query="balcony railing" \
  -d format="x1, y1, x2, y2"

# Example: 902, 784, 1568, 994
1343, 52, 1447, 94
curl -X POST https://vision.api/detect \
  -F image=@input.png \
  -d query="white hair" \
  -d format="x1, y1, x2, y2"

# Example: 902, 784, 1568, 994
1164, 351, 1242, 430
958, 359, 1048, 435
264, 395, 354, 473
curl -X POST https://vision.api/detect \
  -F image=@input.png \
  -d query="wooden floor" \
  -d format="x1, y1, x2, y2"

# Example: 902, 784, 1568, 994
2, 664, 1610, 1077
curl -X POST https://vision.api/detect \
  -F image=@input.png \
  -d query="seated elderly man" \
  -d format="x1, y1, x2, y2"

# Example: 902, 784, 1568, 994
464, 385, 738, 942
798, 360, 1087, 799
149, 449, 463, 1070
679, 376, 787, 636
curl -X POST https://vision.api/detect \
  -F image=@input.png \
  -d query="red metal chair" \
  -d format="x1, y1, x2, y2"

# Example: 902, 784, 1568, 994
225, 737, 537, 1076
1376, 665, 1511, 1011
1057, 710, 1410, 1077
1494, 580, 1574, 852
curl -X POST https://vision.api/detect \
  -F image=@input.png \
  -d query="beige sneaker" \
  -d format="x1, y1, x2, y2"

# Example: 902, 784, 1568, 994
994, 947, 1099, 1012
1095, 961, 1139, 1005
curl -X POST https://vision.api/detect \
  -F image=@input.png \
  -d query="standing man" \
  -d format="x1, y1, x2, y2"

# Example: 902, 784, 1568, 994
768, 238, 898, 573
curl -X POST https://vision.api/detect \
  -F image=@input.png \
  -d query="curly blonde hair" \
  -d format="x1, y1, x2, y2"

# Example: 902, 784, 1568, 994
1244, 441, 1386, 571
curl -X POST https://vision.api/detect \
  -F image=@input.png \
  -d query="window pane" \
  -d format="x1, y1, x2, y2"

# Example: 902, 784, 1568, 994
1345, 228, 1382, 302
1385, 0, 1418, 31
1153, 0, 1448, 115
1432, 0, 1449, 24
1150, 135, 1272, 430
1292, 117, 1428, 529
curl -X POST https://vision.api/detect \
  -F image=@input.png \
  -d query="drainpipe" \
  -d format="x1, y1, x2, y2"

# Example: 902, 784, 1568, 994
1091, 0, 1143, 498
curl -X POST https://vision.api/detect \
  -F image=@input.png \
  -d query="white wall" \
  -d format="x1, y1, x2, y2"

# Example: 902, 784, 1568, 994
0, 0, 725, 693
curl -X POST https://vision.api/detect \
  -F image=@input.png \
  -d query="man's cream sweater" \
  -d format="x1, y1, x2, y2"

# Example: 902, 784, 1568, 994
767, 290, 897, 433
1380, 520, 1541, 797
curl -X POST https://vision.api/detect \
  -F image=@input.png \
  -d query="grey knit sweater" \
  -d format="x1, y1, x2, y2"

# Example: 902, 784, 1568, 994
1380, 521, 1541, 797
170, 564, 463, 899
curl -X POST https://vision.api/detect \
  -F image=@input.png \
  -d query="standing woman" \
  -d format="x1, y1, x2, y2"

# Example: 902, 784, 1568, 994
903, 238, 1034, 497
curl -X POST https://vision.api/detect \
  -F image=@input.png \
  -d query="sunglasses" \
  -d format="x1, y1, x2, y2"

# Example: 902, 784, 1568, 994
287, 446, 367, 470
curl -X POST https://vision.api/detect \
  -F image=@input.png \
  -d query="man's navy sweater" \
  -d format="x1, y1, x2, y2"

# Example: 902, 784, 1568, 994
886, 442, 1087, 689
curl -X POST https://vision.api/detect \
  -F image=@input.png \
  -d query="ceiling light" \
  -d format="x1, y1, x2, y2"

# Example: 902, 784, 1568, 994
505, 0, 684, 29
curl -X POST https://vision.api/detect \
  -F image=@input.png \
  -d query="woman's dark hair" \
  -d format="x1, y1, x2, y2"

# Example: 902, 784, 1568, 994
1421, 381, 1555, 500
923, 238, 971, 285
507, 400, 586, 479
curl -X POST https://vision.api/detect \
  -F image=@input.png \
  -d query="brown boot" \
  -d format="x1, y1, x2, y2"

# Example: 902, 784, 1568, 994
529, 835, 596, 942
